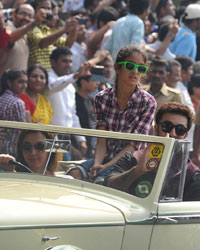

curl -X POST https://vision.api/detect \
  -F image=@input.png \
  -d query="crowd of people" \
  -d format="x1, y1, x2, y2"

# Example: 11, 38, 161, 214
1, 0, 200, 199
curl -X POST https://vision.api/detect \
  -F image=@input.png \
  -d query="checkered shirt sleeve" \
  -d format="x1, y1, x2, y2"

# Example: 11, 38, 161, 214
94, 86, 157, 151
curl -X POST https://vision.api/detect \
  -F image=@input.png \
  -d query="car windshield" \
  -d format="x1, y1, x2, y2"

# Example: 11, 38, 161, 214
160, 140, 190, 202
0, 124, 190, 200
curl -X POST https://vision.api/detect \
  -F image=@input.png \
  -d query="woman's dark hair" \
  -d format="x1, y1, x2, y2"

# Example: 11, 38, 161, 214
188, 74, 200, 95
0, 70, 26, 95
115, 45, 147, 64
16, 130, 58, 174
156, 102, 194, 130
115, 45, 148, 85
27, 63, 48, 86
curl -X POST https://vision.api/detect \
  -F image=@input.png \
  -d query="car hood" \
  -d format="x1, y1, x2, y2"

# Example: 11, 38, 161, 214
0, 175, 125, 228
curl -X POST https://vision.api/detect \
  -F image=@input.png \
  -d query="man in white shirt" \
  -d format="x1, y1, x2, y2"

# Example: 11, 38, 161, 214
47, 47, 89, 157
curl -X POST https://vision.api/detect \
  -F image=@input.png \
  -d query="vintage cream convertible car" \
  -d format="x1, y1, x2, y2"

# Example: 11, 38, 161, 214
0, 121, 200, 250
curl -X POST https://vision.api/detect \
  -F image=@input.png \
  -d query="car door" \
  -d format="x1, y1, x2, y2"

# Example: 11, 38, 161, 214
120, 138, 176, 250
150, 201, 200, 250
149, 140, 200, 250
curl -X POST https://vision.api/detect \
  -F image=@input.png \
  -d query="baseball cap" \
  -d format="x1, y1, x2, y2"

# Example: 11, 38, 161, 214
150, 56, 169, 69
184, 4, 200, 20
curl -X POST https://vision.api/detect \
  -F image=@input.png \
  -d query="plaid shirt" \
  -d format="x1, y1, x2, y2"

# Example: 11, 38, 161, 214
28, 25, 66, 71
94, 85, 157, 155
0, 90, 25, 155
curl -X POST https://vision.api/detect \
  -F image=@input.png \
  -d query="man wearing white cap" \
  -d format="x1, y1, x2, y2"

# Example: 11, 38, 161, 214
170, 3, 200, 61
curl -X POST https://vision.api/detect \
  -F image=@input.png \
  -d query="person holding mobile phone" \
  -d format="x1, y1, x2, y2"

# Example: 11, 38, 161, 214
0, 3, 45, 78
27, 0, 79, 71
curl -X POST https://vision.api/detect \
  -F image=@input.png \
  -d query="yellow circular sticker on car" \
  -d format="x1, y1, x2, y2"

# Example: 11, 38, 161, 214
149, 144, 164, 159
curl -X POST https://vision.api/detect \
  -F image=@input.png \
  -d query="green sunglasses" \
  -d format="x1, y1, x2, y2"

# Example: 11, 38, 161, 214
117, 61, 149, 75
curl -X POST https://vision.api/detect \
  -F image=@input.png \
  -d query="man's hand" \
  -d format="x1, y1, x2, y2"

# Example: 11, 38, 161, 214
64, 16, 79, 33
94, 50, 110, 62
0, 154, 16, 171
106, 20, 115, 29
136, 145, 151, 173
135, 143, 161, 174
90, 164, 107, 177
73, 62, 91, 79
87, 50, 110, 67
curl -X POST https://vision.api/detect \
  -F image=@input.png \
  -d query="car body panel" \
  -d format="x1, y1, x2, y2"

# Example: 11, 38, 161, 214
1, 120, 198, 250
150, 202, 200, 250
0, 174, 125, 250
0, 178, 124, 227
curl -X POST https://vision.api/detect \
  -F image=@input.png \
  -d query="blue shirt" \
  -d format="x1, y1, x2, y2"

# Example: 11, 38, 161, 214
104, 13, 144, 60
170, 26, 196, 61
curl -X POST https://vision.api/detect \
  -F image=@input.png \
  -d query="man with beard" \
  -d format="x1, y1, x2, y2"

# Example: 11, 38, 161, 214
0, 4, 44, 77
144, 57, 182, 110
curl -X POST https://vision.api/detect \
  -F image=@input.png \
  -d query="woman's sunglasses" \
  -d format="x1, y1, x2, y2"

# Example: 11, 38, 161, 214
159, 121, 188, 136
117, 61, 149, 75
22, 141, 47, 152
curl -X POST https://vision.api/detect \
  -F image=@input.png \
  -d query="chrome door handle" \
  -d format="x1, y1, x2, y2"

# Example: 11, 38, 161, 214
157, 216, 177, 224
42, 236, 61, 242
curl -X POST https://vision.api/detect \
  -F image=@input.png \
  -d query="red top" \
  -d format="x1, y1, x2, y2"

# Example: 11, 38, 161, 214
0, 29, 11, 49
19, 93, 36, 115
191, 97, 199, 113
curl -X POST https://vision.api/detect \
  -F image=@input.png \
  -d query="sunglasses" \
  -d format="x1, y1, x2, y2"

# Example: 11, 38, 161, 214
22, 141, 47, 152
159, 121, 188, 136
117, 61, 149, 75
